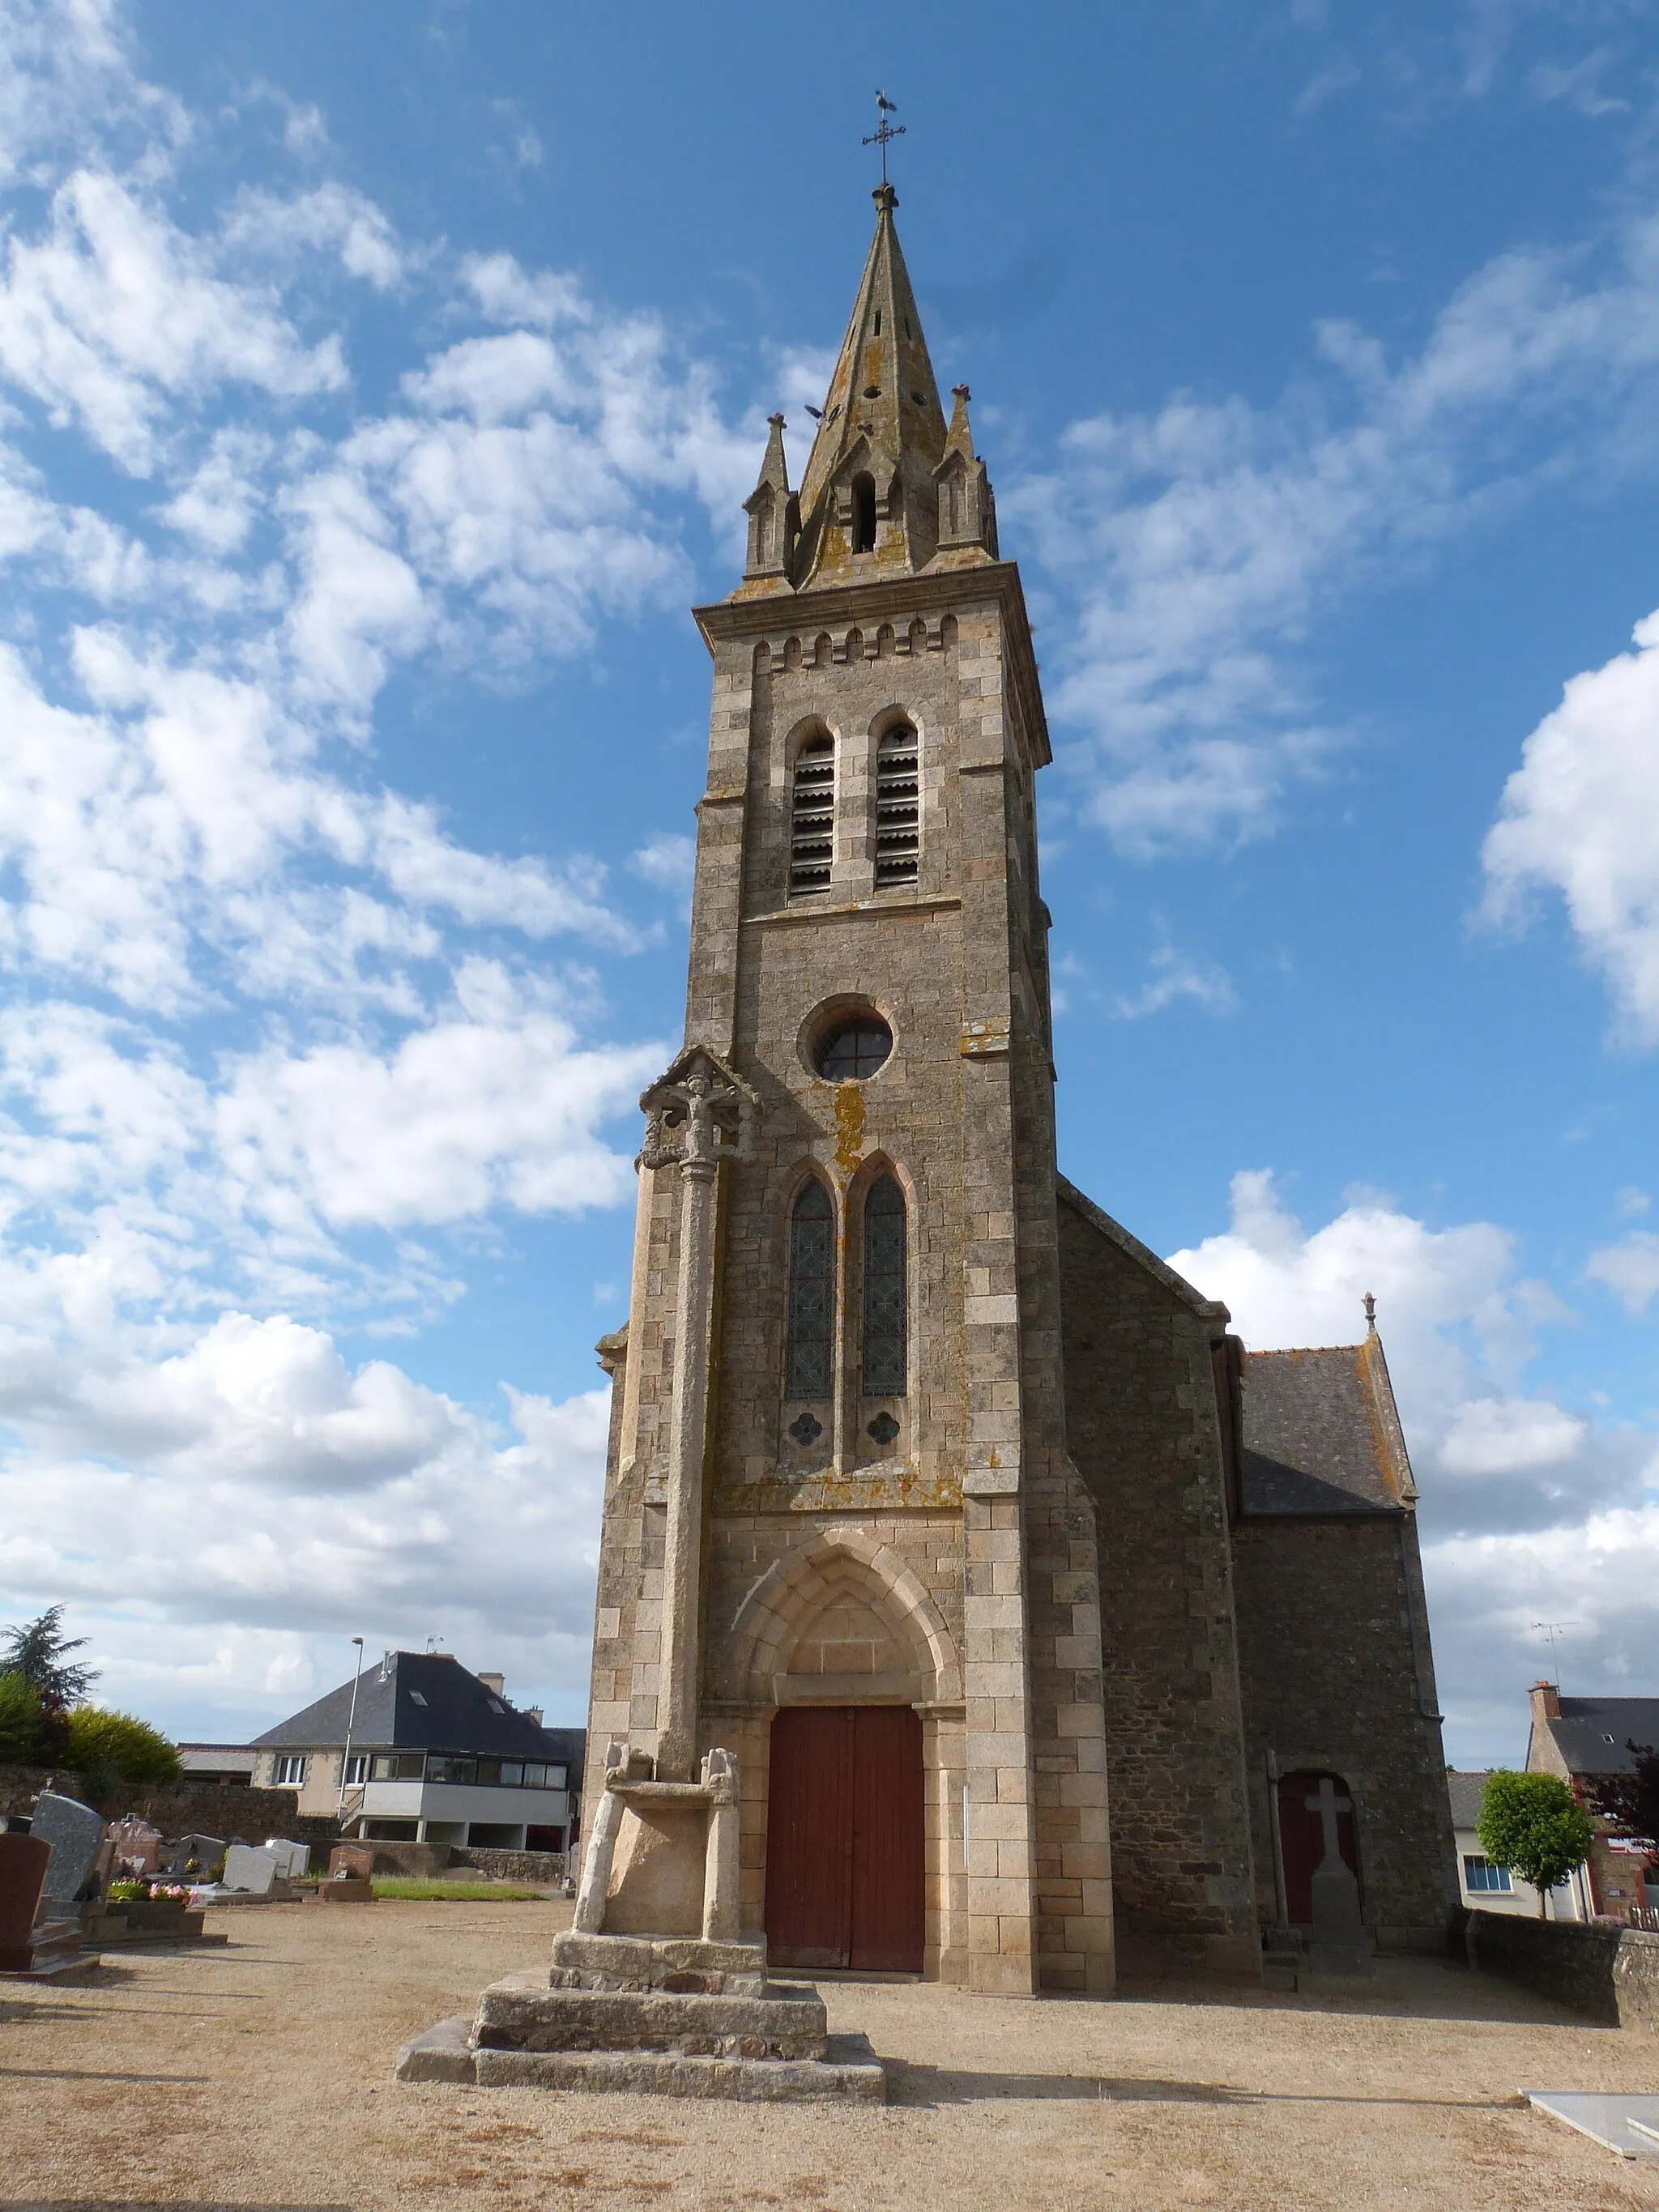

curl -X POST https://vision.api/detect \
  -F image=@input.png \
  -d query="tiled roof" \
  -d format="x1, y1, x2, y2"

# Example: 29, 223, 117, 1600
1239, 1338, 1414, 1517
1447, 1771, 1492, 1829
250, 1652, 584, 1782
1544, 1698, 1659, 1777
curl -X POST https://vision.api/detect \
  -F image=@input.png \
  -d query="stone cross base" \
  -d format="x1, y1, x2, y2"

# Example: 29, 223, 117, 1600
573, 1742, 742, 1943
396, 1959, 887, 2102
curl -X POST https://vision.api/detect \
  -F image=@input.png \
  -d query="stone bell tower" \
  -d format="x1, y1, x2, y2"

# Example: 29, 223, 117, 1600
586, 185, 1114, 1997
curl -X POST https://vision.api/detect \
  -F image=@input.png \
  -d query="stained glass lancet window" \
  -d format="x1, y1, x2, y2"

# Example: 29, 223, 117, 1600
787, 1180, 834, 1400
862, 1174, 907, 1397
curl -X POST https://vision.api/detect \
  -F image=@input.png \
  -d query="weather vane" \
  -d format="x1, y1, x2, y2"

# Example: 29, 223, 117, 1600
863, 90, 905, 186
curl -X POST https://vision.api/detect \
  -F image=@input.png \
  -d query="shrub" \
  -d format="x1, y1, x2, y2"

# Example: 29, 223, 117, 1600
0, 1669, 45, 1763
1478, 1771, 1596, 1916
64, 1705, 181, 1786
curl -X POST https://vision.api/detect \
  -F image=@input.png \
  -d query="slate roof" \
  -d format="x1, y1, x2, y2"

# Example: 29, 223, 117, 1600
1447, 1771, 1492, 1829
1540, 1698, 1659, 1777
1240, 1336, 1415, 1517
251, 1652, 584, 1783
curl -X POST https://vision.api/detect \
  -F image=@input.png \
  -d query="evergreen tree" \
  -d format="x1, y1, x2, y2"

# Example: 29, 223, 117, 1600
1477, 1771, 1596, 1916
0, 1606, 97, 1711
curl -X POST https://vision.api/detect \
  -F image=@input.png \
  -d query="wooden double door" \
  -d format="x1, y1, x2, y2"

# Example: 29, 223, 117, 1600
765, 1705, 924, 1973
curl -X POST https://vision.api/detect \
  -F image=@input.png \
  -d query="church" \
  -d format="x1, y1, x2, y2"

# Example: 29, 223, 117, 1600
582, 185, 1460, 1996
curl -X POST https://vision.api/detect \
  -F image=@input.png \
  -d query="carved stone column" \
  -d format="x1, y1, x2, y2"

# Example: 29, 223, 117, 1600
638, 1048, 758, 1782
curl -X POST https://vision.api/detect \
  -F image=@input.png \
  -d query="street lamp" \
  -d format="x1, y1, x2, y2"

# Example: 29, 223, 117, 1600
338, 1635, 366, 1826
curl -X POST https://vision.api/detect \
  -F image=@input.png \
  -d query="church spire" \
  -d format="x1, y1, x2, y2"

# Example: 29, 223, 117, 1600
787, 185, 961, 590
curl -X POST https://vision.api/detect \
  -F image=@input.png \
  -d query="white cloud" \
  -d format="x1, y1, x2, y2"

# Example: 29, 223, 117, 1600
1482, 607, 1659, 1046
0, 168, 345, 473
215, 963, 663, 1233
1586, 1230, 1659, 1315
1112, 944, 1238, 1020
220, 181, 403, 291
0, 1340, 612, 1730
1015, 198, 1659, 852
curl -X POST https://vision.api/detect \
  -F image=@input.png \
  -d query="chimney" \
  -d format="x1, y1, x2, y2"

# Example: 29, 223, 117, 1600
1531, 1680, 1562, 1721
522, 1706, 543, 1727
477, 1672, 505, 1697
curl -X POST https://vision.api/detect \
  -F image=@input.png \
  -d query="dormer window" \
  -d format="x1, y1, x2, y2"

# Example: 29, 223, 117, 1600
789, 735, 834, 895
851, 472, 876, 554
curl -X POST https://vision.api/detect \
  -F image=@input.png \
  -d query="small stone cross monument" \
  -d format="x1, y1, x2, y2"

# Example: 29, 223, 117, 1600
1305, 1777, 1372, 1981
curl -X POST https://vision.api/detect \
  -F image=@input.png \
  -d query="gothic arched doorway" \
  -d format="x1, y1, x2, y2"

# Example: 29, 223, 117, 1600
766, 1705, 924, 1972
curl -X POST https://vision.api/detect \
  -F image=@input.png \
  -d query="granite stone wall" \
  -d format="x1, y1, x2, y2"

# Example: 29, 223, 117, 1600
1470, 1911, 1659, 2029
1055, 1191, 1258, 1975
1230, 1514, 1460, 1948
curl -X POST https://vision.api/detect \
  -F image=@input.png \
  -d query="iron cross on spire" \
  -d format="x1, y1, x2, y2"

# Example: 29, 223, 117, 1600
863, 90, 905, 185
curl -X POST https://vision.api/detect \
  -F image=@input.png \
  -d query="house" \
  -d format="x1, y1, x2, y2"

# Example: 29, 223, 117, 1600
248, 1651, 584, 1852
1526, 1682, 1657, 1921
1447, 1769, 1590, 1919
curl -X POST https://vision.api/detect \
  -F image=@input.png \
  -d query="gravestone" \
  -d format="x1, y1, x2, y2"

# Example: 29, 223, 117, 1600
0, 1835, 52, 1970
161, 1833, 225, 1876
329, 1843, 375, 1880
265, 1839, 310, 1880
223, 1843, 280, 1894
33, 1793, 105, 1913
108, 1816, 164, 1873
1303, 1777, 1372, 1980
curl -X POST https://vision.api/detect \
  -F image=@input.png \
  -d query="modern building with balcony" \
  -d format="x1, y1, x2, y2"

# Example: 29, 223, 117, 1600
247, 1649, 584, 1852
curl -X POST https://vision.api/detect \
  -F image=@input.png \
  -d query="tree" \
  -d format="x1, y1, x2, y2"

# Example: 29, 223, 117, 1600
1, 1607, 97, 1711
1591, 1741, 1659, 1884
1478, 1771, 1596, 1916
64, 1706, 181, 1787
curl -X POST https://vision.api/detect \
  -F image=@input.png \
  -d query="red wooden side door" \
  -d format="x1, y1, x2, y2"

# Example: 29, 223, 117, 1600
1276, 1770, 1359, 1924
766, 1705, 923, 1973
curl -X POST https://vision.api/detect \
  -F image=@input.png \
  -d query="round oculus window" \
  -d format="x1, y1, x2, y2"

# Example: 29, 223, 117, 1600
814, 1014, 893, 1081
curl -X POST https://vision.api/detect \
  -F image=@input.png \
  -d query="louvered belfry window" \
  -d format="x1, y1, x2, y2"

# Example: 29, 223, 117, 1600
862, 1174, 907, 1397
787, 1181, 834, 1399
789, 735, 834, 894
874, 724, 920, 887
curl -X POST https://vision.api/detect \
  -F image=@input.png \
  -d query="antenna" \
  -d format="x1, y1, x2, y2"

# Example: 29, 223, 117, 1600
1533, 1621, 1573, 1678
863, 90, 906, 187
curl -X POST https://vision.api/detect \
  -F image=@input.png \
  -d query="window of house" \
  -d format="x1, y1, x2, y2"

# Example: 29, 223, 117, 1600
862, 1174, 907, 1397
874, 724, 919, 887
425, 1754, 476, 1784
788, 735, 834, 895
850, 471, 876, 553
787, 1181, 834, 1400
370, 1751, 424, 1781
342, 1754, 369, 1786
475, 1758, 501, 1785
1463, 1855, 1513, 1893
500, 1761, 523, 1788
408, 1690, 427, 1707
271, 1755, 307, 1786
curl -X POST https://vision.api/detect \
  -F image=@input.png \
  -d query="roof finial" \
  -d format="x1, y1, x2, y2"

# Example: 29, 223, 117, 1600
863, 90, 905, 190
1363, 1291, 1377, 1334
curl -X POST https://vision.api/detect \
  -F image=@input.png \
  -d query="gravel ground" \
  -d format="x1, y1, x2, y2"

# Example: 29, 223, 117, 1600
3, 1897, 1657, 2211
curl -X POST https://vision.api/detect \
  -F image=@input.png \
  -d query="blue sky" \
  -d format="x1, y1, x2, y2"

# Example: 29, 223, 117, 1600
0, 0, 1656, 1763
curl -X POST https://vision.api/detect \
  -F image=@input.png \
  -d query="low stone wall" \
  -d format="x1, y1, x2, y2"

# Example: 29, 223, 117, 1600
0, 1765, 338, 1851
356, 1840, 564, 1884
457, 1847, 565, 1886
1469, 1910, 1659, 2028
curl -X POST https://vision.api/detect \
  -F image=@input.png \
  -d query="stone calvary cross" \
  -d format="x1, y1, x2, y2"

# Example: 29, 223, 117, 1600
1306, 1775, 1354, 1869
